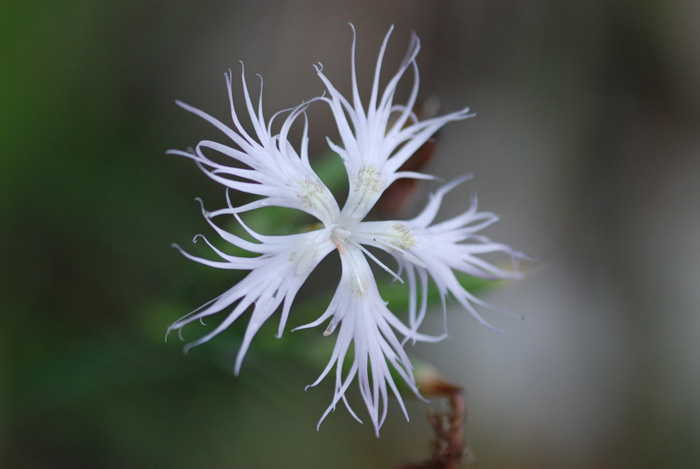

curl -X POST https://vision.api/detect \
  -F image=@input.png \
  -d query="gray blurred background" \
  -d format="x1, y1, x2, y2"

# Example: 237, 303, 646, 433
2, 1, 699, 467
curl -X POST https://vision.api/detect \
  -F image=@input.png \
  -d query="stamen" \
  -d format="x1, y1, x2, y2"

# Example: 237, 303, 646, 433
333, 237, 347, 255
323, 318, 337, 336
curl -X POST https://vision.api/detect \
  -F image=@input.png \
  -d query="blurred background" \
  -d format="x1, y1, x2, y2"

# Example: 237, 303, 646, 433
2, 1, 699, 467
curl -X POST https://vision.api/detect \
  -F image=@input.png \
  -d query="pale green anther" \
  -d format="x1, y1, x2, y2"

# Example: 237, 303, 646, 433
297, 176, 337, 222
390, 223, 417, 250
323, 319, 337, 336
353, 164, 383, 194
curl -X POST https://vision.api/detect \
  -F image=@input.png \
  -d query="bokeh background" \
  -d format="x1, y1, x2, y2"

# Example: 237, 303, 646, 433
3, 1, 699, 467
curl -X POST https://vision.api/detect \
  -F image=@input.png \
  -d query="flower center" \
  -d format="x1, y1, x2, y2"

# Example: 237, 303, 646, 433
331, 224, 351, 255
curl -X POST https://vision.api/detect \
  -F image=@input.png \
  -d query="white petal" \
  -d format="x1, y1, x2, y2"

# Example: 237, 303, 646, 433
172, 68, 340, 225
358, 178, 527, 330
169, 229, 335, 374
317, 28, 474, 219
305, 247, 434, 435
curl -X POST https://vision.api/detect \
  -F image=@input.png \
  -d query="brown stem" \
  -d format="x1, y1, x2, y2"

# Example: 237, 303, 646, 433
395, 381, 470, 469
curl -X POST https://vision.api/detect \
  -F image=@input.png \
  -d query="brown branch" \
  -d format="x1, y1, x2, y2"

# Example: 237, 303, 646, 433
396, 379, 470, 469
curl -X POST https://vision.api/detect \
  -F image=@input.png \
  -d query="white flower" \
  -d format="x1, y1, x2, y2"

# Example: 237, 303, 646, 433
169, 25, 525, 436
